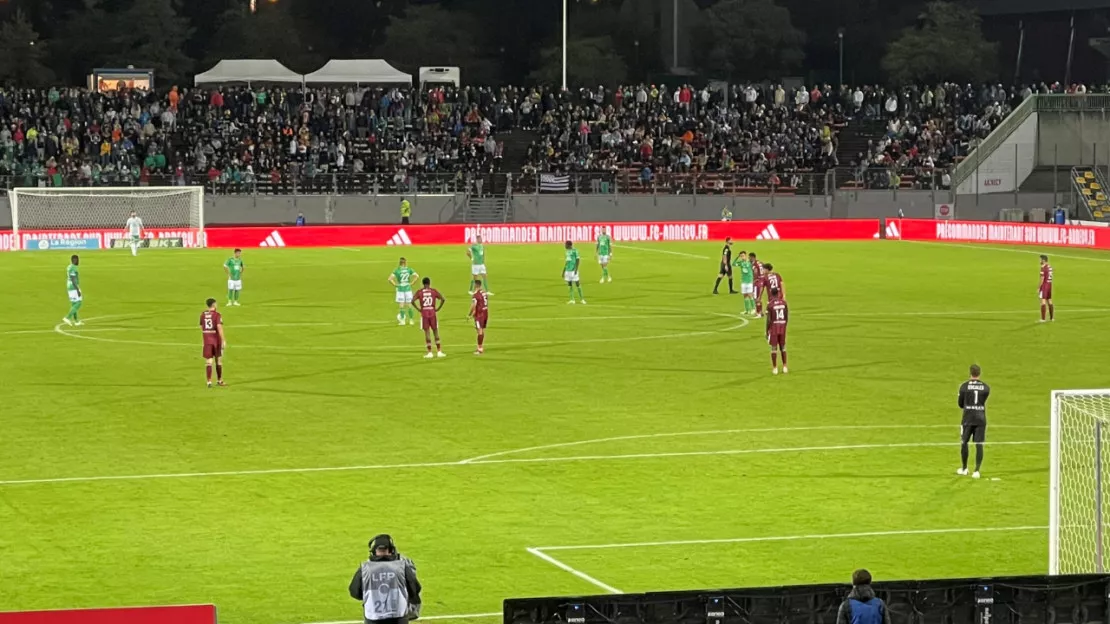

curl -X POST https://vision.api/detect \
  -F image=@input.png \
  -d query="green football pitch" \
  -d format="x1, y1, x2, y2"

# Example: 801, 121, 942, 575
2, 240, 1109, 624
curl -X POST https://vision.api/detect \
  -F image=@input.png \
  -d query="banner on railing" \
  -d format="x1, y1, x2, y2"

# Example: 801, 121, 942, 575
0, 604, 216, 624
897, 218, 1109, 249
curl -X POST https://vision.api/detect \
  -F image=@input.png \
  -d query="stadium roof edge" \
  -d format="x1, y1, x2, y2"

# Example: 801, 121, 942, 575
976, 0, 1110, 15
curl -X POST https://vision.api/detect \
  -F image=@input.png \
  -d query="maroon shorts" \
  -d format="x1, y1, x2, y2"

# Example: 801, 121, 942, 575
1040, 284, 1053, 300
474, 312, 488, 330
203, 340, 222, 359
767, 329, 787, 350
422, 314, 438, 331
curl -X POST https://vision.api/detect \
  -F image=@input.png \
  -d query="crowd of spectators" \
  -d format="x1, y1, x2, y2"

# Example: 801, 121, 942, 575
0, 81, 1090, 194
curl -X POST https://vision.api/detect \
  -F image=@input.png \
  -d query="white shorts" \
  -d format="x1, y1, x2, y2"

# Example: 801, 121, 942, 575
228, 279, 243, 291
598, 255, 610, 265
395, 290, 414, 304
564, 271, 580, 282
68, 291, 82, 303
471, 264, 487, 276
741, 283, 754, 295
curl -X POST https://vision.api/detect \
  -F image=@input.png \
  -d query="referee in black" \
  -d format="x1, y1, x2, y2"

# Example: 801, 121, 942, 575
713, 237, 738, 295
957, 364, 991, 479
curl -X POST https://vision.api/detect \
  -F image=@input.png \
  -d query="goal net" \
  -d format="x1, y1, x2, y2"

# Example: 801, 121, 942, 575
9, 186, 204, 238
1050, 389, 1110, 574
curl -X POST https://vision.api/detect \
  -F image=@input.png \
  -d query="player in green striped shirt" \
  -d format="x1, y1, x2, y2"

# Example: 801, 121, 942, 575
389, 257, 419, 325
62, 255, 83, 326
596, 232, 613, 283
466, 235, 492, 295
734, 250, 755, 315
224, 249, 245, 306
563, 241, 586, 304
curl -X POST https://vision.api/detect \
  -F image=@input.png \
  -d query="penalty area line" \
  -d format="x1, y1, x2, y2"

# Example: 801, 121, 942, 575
611, 243, 710, 259
527, 547, 622, 594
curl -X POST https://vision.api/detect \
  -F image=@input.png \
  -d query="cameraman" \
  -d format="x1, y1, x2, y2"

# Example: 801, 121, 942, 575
349, 534, 423, 624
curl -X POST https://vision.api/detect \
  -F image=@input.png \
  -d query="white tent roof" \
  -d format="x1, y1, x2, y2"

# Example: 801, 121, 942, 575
304, 60, 412, 85
194, 60, 303, 86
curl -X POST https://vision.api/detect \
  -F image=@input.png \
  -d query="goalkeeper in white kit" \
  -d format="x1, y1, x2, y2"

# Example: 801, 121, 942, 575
124, 211, 144, 256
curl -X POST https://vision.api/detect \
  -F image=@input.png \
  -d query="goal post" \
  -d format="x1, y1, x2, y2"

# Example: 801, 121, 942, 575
1049, 389, 1110, 575
9, 186, 205, 241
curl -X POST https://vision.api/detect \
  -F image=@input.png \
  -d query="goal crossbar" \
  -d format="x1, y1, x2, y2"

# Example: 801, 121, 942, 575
9, 186, 205, 239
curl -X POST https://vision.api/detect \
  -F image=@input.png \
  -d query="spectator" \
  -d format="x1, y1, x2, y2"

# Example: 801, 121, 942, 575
296, 212, 306, 226
836, 569, 891, 624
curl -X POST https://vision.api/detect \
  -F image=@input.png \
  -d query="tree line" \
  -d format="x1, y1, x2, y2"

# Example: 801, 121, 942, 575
0, 0, 998, 88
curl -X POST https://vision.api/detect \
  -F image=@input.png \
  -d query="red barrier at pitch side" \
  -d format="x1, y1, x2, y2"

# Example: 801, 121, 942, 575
897, 219, 1110, 249
0, 220, 881, 250
204, 219, 881, 248
0, 604, 216, 624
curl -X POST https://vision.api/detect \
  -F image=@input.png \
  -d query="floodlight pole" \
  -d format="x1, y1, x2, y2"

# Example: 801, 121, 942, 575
562, 0, 568, 90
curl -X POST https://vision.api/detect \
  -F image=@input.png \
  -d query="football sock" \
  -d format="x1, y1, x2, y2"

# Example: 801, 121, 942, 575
435, 341, 442, 351
425, 340, 433, 352
602, 267, 609, 279
576, 285, 584, 299
568, 284, 575, 299
771, 352, 778, 368
757, 301, 763, 315
713, 277, 722, 292
728, 277, 735, 291
228, 289, 234, 302
131, 244, 138, 256
960, 442, 969, 469
781, 351, 788, 366
747, 298, 754, 313
1049, 304, 1055, 320
477, 333, 485, 347
974, 443, 984, 471
408, 307, 415, 321
216, 364, 223, 381
206, 365, 213, 382
1041, 304, 1046, 320
68, 301, 82, 321
234, 290, 240, 302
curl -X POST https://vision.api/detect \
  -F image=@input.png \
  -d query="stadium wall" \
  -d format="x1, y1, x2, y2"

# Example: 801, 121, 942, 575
956, 112, 1038, 195
1038, 109, 1110, 166
0, 192, 1055, 230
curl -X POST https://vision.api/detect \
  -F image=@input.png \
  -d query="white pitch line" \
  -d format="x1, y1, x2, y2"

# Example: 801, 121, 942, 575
0, 438, 1046, 487
303, 613, 500, 624
904, 240, 1110, 262
527, 548, 623, 594
532, 525, 1047, 551
804, 307, 1110, 318
611, 243, 710, 259
459, 424, 1048, 463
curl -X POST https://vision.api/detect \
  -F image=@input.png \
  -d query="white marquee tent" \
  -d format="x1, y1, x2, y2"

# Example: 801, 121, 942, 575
303, 60, 412, 85
194, 60, 304, 86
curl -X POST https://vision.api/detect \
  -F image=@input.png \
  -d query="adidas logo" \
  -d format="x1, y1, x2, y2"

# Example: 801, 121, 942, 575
386, 229, 412, 246
259, 231, 286, 247
873, 222, 902, 239
755, 224, 781, 240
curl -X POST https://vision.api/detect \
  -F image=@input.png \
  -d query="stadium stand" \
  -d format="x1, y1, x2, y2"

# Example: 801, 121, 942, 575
0, 81, 1088, 195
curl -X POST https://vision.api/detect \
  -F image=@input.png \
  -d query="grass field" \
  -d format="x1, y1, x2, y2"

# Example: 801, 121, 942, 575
2, 239, 1109, 624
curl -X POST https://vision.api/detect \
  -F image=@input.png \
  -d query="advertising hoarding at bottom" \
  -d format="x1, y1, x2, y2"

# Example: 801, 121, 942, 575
0, 604, 216, 624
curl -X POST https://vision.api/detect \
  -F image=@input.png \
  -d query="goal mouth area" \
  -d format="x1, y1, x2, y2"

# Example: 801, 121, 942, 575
1049, 389, 1110, 576
8, 186, 205, 237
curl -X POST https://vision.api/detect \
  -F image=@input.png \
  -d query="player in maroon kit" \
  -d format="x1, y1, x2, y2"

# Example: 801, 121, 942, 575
412, 277, 446, 358
468, 280, 489, 355
750, 252, 765, 317
1039, 255, 1054, 322
200, 298, 226, 387
763, 263, 784, 299
765, 287, 788, 375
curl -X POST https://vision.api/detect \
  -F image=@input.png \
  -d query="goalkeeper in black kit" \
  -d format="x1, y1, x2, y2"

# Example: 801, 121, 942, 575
957, 364, 991, 479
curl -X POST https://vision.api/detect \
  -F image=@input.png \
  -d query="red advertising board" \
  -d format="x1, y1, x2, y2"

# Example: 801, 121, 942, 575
0, 604, 216, 624
203, 219, 881, 248
2, 220, 881, 250
898, 218, 1110, 249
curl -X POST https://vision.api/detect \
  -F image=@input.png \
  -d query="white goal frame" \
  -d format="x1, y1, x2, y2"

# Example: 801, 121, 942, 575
1049, 388, 1110, 575
9, 186, 205, 240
